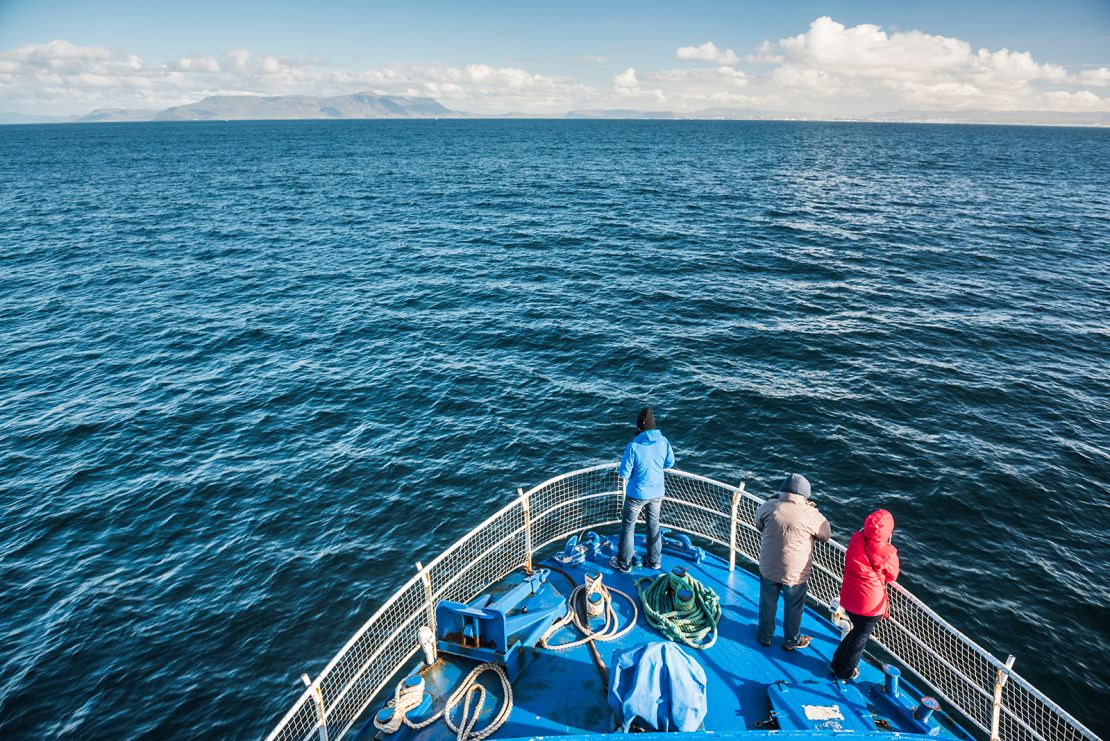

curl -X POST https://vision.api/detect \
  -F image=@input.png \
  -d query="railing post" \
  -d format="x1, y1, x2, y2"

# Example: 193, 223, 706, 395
729, 482, 745, 572
301, 673, 330, 741
519, 487, 533, 573
990, 655, 1016, 741
415, 561, 435, 635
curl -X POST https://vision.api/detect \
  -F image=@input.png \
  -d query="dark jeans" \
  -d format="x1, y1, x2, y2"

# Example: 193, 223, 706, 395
830, 610, 883, 679
616, 496, 662, 569
758, 576, 808, 646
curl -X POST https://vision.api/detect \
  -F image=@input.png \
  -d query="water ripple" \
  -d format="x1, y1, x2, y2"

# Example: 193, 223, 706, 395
0, 120, 1108, 738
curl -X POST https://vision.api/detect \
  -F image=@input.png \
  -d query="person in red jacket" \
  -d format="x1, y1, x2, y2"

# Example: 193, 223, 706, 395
830, 509, 900, 680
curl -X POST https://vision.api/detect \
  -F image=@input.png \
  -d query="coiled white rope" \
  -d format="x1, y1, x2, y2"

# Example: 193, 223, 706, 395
539, 571, 638, 650
374, 676, 426, 734
374, 663, 513, 741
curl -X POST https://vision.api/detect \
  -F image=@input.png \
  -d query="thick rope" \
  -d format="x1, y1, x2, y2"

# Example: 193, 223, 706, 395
539, 572, 638, 651
635, 570, 721, 649
374, 676, 426, 733
374, 662, 512, 741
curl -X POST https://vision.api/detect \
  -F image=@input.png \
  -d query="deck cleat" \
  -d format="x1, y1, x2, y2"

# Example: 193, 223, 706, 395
553, 531, 607, 566
661, 531, 706, 564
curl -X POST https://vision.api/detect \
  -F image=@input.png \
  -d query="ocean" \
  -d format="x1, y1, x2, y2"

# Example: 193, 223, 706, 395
0, 119, 1107, 738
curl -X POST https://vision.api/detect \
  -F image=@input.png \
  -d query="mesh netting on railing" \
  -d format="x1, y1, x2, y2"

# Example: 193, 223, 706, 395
266, 464, 1097, 741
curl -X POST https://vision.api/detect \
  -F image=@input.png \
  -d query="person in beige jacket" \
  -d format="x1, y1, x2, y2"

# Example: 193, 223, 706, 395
754, 473, 831, 649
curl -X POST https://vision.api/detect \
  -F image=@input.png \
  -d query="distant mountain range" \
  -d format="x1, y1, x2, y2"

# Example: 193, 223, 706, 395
1, 92, 460, 124
2, 92, 1107, 126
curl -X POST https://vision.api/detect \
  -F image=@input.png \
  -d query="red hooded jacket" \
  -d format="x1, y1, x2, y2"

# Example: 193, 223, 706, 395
839, 509, 900, 617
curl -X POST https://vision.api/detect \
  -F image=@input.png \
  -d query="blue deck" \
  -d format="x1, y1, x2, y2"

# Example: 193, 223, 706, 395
356, 534, 972, 740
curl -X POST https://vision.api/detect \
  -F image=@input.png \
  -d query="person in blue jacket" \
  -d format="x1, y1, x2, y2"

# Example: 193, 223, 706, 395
611, 407, 675, 573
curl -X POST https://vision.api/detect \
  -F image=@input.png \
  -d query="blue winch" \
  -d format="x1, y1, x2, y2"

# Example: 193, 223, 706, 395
434, 568, 568, 681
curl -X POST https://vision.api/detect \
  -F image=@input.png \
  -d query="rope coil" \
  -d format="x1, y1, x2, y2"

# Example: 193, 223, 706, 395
539, 571, 638, 651
635, 569, 721, 649
374, 662, 513, 741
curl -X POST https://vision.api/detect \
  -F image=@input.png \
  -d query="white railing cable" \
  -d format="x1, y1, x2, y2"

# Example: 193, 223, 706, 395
266, 463, 1098, 741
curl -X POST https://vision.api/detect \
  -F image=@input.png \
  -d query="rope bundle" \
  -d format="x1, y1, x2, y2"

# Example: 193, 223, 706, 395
539, 571, 638, 650
635, 569, 721, 649
374, 662, 513, 741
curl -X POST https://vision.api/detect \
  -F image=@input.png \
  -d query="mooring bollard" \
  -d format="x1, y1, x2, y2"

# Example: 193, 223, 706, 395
883, 665, 901, 698
914, 696, 940, 723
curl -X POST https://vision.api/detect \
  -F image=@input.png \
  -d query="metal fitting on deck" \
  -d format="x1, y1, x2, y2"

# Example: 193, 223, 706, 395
914, 696, 940, 723
676, 588, 695, 610
883, 665, 901, 697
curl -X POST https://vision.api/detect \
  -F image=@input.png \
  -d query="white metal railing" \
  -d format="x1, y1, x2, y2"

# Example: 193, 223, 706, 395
265, 464, 1098, 741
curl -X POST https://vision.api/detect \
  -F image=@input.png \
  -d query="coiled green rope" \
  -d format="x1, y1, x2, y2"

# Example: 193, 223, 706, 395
635, 568, 721, 649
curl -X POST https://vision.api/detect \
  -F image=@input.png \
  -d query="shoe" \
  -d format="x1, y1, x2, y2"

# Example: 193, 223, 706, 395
783, 635, 812, 650
645, 562, 662, 570
609, 556, 632, 574
759, 639, 772, 647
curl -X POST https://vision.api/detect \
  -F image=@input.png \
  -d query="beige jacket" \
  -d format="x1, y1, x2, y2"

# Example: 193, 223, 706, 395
755, 492, 832, 585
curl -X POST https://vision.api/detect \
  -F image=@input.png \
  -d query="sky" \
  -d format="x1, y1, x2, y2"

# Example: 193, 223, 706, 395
1, 0, 1108, 116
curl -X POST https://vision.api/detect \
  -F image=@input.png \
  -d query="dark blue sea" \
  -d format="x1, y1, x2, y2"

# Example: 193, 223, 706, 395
0, 120, 1107, 738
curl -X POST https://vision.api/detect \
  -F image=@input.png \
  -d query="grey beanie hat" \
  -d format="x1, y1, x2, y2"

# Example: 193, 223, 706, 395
780, 473, 811, 499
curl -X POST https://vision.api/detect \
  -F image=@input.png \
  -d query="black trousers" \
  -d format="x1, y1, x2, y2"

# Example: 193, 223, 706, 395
830, 610, 883, 679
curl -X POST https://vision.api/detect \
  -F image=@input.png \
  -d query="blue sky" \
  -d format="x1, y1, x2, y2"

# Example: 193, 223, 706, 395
1, 0, 1108, 115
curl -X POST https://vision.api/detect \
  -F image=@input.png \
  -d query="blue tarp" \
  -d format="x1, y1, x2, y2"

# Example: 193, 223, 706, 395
608, 641, 708, 732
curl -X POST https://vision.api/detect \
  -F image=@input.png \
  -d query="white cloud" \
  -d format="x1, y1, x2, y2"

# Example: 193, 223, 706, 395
763, 16, 1106, 113
0, 41, 342, 112
644, 19, 1109, 115
644, 66, 755, 107
676, 41, 740, 66
651, 66, 749, 101
172, 54, 220, 73
611, 67, 665, 103
744, 41, 782, 64
0, 40, 601, 115
1, 21, 1107, 118
1077, 67, 1110, 86
343, 63, 591, 111
225, 49, 252, 71
613, 68, 638, 89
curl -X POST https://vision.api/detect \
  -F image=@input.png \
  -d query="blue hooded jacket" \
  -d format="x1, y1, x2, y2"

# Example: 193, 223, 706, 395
619, 429, 675, 500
